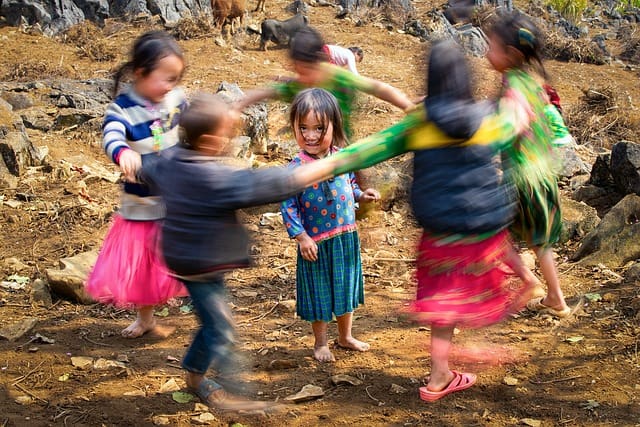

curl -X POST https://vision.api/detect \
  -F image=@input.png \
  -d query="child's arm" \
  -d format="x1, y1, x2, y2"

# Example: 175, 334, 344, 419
359, 188, 380, 202
234, 87, 278, 111
103, 103, 141, 182
280, 196, 319, 262
369, 79, 414, 111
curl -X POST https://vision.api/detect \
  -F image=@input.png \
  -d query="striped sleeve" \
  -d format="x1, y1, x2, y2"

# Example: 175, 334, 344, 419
102, 102, 131, 165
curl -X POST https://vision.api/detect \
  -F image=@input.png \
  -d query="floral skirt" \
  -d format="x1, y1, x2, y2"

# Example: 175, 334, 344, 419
407, 230, 530, 328
86, 215, 186, 308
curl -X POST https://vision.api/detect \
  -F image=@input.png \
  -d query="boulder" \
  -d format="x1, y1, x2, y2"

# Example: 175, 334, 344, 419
45, 250, 98, 304
572, 194, 640, 267
0, 102, 41, 188
610, 141, 640, 195
559, 196, 600, 243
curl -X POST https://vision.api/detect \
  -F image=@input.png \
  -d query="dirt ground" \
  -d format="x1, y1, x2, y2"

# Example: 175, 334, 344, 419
1, 1, 640, 426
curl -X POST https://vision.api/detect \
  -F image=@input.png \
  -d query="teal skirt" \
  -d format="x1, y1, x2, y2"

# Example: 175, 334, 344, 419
296, 231, 364, 322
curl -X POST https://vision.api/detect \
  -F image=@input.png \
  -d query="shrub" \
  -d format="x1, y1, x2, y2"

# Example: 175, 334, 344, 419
545, 0, 587, 23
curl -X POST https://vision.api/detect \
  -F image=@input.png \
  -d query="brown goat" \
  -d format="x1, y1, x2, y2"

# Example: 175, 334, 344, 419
211, 0, 246, 34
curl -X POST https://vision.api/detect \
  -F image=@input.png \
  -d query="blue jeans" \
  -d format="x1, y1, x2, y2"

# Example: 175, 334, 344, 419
181, 277, 236, 375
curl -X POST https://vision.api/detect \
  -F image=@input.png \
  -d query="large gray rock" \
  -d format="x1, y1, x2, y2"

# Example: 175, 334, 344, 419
559, 196, 600, 243
1, 0, 212, 34
572, 194, 640, 267
610, 140, 640, 195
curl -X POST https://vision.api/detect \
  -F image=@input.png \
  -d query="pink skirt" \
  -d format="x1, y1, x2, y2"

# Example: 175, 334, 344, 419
86, 215, 187, 308
407, 230, 529, 328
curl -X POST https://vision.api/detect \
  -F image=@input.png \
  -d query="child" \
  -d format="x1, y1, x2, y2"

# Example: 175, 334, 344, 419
280, 88, 380, 363
86, 30, 188, 338
239, 26, 413, 138
323, 44, 363, 74
320, 38, 540, 401
486, 12, 570, 318
139, 92, 350, 410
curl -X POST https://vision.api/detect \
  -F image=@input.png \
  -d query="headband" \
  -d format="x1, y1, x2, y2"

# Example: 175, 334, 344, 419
518, 28, 535, 49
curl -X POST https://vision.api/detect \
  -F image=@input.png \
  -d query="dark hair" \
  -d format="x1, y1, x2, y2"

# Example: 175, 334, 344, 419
488, 11, 547, 79
348, 46, 363, 61
289, 27, 327, 63
112, 30, 185, 97
426, 39, 472, 101
179, 93, 227, 149
290, 88, 347, 148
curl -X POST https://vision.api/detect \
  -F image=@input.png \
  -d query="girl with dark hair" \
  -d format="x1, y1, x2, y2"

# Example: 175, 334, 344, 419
280, 88, 380, 362
86, 30, 188, 338
486, 11, 570, 318
310, 38, 540, 400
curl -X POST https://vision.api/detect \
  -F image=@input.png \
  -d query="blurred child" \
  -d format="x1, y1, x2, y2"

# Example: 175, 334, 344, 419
240, 26, 413, 138
139, 92, 349, 410
280, 88, 379, 362
316, 35, 550, 400
487, 11, 570, 318
86, 30, 187, 338
323, 44, 363, 74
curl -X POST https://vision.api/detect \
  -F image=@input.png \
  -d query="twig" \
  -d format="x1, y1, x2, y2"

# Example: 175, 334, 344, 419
238, 302, 279, 324
364, 385, 384, 406
13, 383, 48, 404
12, 360, 45, 386
530, 375, 582, 384
165, 363, 183, 370
79, 332, 113, 347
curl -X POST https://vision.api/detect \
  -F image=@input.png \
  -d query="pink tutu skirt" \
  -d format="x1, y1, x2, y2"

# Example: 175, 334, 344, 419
86, 215, 187, 308
407, 230, 530, 328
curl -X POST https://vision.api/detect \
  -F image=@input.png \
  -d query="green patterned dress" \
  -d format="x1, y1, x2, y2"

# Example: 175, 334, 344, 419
499, 69, 562, 248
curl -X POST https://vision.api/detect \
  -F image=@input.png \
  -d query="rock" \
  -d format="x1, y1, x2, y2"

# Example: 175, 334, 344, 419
278, 299, 297, 312
45, 250, 98, 304
0, 317, 38, 341
389, 383, 408, 393
610, 141, 640, 195
192, 412, 217, 425
0, 101, 41, 188
216, 82, 269, 155
560, 197, 600, 243
71, 356, 94, 369
159, 378, 181, 393
572, 194, 640, 266
30, 278, 52, 306
330, 374, 363, 386
588, 152, 612, 187
556, 144, 590, 178
284, 384, 324, 403
3, 257, 28, 272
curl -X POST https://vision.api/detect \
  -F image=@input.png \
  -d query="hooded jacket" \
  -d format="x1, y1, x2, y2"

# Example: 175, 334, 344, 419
410, 98, 516, 235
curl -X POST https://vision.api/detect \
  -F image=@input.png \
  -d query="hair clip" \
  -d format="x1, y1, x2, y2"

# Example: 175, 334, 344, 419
518, 28, 535, 49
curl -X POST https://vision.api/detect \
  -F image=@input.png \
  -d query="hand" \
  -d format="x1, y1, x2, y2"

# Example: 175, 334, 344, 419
296, 233, 318, 262
359, 188, 380, 203
118, 149, 141, 183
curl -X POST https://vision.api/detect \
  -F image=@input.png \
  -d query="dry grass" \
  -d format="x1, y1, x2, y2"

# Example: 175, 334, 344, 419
544, 30, 608, 64
171, 15, 216, 41
62, 22, 118, 62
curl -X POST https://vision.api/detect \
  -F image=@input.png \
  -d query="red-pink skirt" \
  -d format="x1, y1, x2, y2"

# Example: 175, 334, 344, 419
407, 230, 528, 328
86, 215, 186, 308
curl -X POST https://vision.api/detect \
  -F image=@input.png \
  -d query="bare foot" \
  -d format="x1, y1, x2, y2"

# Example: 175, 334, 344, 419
121, 319, 175, 338
313, 345, 336, 363
335, 337, 370, 352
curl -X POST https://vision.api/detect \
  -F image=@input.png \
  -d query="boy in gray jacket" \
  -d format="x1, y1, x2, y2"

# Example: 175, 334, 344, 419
141, 93, 342, 412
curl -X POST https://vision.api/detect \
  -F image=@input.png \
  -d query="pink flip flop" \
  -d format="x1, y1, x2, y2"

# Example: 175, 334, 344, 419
419, 370, 477, 402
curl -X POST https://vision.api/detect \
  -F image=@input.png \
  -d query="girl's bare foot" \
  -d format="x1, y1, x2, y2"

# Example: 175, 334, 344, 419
336, 337, 370, 352
313, 345, 336, 362
121, 306, 175, 338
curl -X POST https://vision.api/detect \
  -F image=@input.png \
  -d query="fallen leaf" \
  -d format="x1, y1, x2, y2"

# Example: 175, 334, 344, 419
565, 336, 584, 343
584, 293, 602, 302
179, 304, 193, 314
155, 307, 169, 317
172, 391, 196, 403
58, 373, 70, 381
330, 374, 363, 386
123, 389, 146, 397
520, 418, 541, 426
389, 383, 408, 394
192, 412, 216, 425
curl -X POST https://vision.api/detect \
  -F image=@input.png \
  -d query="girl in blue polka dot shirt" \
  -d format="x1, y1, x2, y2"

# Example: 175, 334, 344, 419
280, 88, 380, 363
